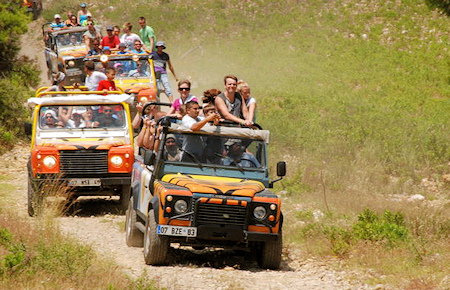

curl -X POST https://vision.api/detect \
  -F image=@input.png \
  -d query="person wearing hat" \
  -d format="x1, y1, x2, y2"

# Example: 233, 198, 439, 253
138, 16, 156, 52
77, 3, 91, 25
222, 139, 260, 168
67, 107, 87, 128
44, 72, 66, 92
117, 42, 128, 54
50, 14, 66, 30
41, 110, 65, 129
151, 41, 178, 103
163, 134, 181, 161
101, 25, 121, 50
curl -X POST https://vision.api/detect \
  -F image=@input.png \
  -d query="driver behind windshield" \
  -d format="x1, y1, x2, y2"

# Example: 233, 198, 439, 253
222, 139, 260, 168
93, 105, 121, 127
128, 61, 150, 77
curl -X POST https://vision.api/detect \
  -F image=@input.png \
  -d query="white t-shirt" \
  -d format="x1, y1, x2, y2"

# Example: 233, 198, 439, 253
181, 114, 205, 129
120, 33, 142, 50
181, 115, 207, 156
85, 71, 107, 91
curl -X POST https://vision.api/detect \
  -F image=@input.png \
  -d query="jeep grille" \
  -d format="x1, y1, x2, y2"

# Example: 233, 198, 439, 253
60, 150, 108, 175
195, 202, 247, 227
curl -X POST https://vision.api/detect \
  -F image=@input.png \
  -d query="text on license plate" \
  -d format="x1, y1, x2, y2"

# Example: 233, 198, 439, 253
67, 178, 101, 187
157, 225, 197, 237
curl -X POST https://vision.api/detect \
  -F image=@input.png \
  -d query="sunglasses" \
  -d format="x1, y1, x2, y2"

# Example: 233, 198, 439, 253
45, 116, 54, 119
166, 140, 175, 144
179, 87, 190, 91
104, 109, 113, 112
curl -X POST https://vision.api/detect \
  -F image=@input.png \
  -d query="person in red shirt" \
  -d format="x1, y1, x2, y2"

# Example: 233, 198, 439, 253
101, 25, 120, 50
97, 67, 117, 93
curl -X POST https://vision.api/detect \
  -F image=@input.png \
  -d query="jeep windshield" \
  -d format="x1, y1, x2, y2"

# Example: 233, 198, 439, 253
56, 32, 86, 51
102, 59, 152, 79
161, 132, 267, 169
39, 104, 126, 130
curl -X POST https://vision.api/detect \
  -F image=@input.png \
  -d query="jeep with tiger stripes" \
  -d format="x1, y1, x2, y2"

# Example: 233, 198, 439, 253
125, 108, 286, 269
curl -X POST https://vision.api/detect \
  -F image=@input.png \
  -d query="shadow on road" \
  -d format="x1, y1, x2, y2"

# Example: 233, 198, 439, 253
64, 197, 124, 216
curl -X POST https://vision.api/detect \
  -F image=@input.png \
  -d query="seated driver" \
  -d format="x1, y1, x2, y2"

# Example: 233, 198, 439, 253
92, 105, 121, 127
128, 62, 150, 77
222, 139, 260, 168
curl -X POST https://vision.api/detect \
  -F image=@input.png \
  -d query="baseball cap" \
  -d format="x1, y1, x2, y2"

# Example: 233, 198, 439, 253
72, 107, 87, 115
44, 110, 57, 119
225, 139, 242, 146
106, 25, 113, 31
166, 134, 176, 141
155, 41, 166, 48
103, 46, 110, 51
54, 14, 61, 19
80, 3, 87, 8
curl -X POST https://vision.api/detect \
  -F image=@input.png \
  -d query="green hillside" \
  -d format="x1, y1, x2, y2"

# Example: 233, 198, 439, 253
41, 0, 450, 287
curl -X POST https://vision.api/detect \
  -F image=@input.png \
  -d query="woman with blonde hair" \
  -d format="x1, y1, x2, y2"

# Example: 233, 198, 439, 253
237, 80, 256, 123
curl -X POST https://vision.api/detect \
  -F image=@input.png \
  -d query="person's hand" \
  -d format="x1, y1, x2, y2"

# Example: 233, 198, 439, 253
136, 102, 143, 113
243, 120, 252, 126
175, 77, 179, 82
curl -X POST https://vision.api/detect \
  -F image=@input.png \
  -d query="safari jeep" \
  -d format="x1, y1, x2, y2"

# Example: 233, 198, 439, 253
26, 90, 135, 216
21, 0, 43, 20
125, 116, 286, 269
43, 25, 89, 85
85, 54, 158, 106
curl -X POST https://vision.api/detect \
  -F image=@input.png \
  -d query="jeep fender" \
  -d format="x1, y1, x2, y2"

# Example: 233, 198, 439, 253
150, 195, 160, 223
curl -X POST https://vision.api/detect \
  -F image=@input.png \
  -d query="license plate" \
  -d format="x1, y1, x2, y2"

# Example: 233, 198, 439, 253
67, 178, 101, 187
66, 70, 81, 77
157, 225, 197, 237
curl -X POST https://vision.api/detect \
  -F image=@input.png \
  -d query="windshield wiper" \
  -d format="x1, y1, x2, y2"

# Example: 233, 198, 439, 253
181, 149, 203, 168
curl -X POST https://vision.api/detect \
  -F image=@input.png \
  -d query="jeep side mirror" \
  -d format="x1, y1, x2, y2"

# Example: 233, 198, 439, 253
269, 161, 286, 188
24, 122, 32, 136
144, 149, 155, 165
277, 161, 286, 177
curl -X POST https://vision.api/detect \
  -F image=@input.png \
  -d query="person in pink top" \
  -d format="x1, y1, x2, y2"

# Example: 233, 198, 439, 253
166, 79, 197, 120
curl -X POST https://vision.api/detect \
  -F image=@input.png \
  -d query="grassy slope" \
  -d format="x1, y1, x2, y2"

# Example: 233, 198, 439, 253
41, 0, 450, 287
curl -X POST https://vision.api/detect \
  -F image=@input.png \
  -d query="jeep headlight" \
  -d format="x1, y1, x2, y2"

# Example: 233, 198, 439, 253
253, 206, 267, 220
68, 60, 75, 67
110, 156, 123, 167
174, 199, 188, 214
43, 156, 56, 168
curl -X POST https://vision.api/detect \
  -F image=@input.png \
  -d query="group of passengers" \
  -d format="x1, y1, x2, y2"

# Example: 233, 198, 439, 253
134, 74, 259, 167
40, 105, 124, 129
50, 4, 177, 101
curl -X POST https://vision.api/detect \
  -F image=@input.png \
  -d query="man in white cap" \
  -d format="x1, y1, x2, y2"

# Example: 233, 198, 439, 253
50, 14, 66, 30
151, 41, 178, 103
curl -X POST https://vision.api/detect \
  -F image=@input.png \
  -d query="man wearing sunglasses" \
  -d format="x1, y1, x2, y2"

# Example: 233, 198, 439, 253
83, 19, 102, 52
92, 105, 120, 128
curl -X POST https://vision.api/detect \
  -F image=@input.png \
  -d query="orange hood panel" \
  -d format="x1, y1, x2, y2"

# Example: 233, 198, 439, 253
161, 174, 265, 197
37, 138, 127, 150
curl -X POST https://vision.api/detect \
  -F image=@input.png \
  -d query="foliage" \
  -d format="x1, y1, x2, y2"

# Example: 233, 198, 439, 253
425, 0, 450, 15
0, 228, 26, 275
0, 1, 38, 152
353, 209, 409, 246
0, 0, 30, 73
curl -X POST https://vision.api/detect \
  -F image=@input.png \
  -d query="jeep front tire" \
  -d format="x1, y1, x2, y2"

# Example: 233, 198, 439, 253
125, 196, 143, 247
143, 209, 169, 265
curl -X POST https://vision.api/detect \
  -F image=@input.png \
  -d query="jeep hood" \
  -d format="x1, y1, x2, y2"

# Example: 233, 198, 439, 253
162, 174, 265, 197
60, 47, 87, 58
116, 79, 153, 93
37, 138, 128, 150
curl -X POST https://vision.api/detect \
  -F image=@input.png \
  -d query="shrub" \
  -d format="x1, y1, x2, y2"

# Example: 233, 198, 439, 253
353, 209, 409, 247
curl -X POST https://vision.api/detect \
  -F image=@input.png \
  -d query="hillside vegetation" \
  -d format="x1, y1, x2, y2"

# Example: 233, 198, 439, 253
37, 0, 450, 287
